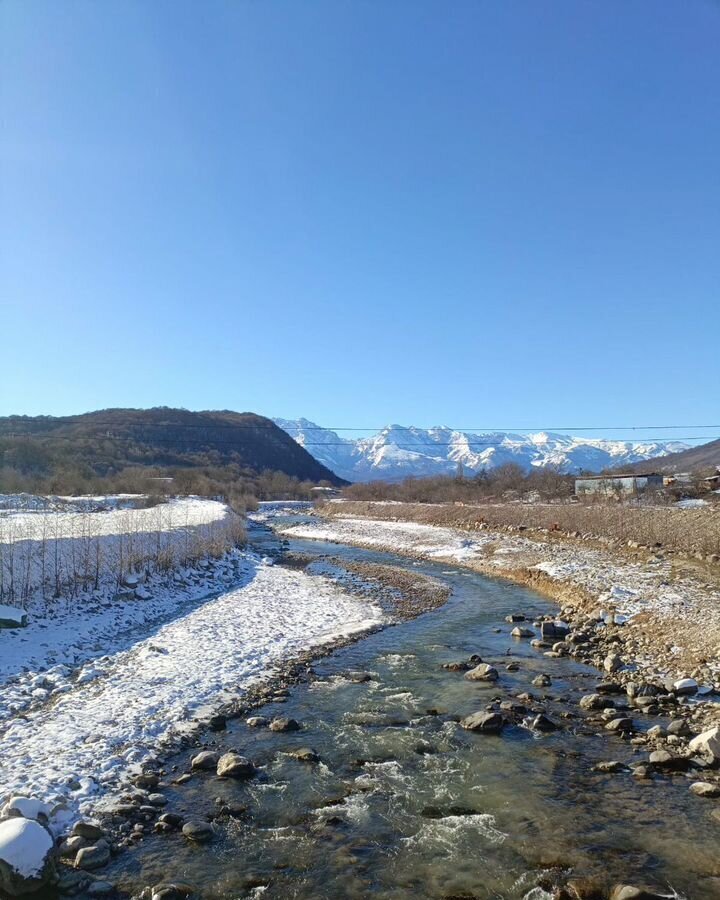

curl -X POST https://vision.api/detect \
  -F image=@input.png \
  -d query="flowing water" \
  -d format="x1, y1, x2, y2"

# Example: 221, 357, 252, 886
103, 511, 720, 899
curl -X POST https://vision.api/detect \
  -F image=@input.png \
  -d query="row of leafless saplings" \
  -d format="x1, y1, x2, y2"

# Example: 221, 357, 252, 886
0, 513, 246, 608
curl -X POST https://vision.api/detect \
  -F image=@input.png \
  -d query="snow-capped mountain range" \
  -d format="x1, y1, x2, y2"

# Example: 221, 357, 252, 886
273, 418, 689, 483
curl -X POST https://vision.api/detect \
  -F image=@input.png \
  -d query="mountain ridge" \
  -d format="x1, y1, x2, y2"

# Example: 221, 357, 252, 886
274, 418, 690, 482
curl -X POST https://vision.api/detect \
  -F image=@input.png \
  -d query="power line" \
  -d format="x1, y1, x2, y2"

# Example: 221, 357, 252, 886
2, 418, 720, 433
1, 434, 715, 448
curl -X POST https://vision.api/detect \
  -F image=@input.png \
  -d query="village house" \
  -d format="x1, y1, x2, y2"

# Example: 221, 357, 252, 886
575, 473, 664, 497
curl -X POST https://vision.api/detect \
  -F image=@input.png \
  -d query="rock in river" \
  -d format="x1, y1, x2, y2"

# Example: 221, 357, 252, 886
464, 664, 499, 682
216, 753, 256, 779
74, 844, 110, 871
182, 821, 214, 843
190, 751, 219, 771
0, 817, 56, 897
460, 712, 504, 733
269, 717, 301, 732
689, 781, 720, 798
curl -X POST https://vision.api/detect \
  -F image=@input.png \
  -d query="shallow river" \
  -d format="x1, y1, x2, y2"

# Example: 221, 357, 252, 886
103, 512, 719, 899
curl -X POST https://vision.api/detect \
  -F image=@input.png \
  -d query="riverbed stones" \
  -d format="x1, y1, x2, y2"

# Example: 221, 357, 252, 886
149, 882, 196, 900
596, 681, 623, 694
269, 717, 300, 732
74, 844, 110, 870
157, 813, 184, 829
190, 750, 219, 771
181, 821, 214, 843
690, 781, 720, 798
465, 663, 499, 682
216, 753, 256, 779
505, 614, 526, 623
460, 711, 504, 733
87, 881, 115, 896
532, 674, 551, 687
148, 793, 168, 807
0, 817, 56, 896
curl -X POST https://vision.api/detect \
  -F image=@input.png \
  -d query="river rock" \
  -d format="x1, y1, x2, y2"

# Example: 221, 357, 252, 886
0, 817, 56, 896
181, 821, 214, 843
72, 821, 105, 841
532, 674, 551, 687
246, 716, 269, 728
269, 717, 300, 732
157, 813, 184, 829
648, 750, 689, 771
580, 694, 612, 711
0, 798, 51, 824
604, 654, 623, 674
150, 882, 196, 900
609, 885, 671, 900
460, 711, 504, 733
530, 713, 558, 732
465, 664, 499, 682
594, 760, 627, 773
541, 620, 569, 639
87, 881, 115, 896
216, 753, 256, 779
287, 748, 319, 763
605, 717, 634, 733
442, 661, 472, 671
190, 751, 219, 771
690, 781, 720, 798
673, 678, 698, 696
505, 614, 526, 623
511, 627, 534, 638
689, 726, 720, 762
74, 844, 110, 871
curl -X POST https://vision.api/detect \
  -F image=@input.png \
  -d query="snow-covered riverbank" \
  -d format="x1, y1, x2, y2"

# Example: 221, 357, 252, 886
0, 551, 384, 833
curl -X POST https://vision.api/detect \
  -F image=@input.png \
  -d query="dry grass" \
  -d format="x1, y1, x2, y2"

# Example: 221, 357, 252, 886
321, 500, 720, 558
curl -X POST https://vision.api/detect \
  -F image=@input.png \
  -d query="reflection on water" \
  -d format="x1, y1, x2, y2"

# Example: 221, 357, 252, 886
103, 514, 719, 899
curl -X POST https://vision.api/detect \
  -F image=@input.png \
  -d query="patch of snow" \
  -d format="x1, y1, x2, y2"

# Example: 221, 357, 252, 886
0, 817, 53, 878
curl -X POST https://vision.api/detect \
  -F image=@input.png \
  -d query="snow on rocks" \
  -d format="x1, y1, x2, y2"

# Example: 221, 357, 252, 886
0, 558, 383, 831
0, 606, 27, 629
0, 817, 56, 896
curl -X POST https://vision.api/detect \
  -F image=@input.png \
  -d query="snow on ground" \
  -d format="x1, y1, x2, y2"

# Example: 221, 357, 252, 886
0, 495, 228, 543
278, 514, 720, 676
0, 555, 384, 832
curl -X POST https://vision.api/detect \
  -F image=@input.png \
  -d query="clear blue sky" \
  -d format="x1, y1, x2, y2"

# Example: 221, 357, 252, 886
2, 0, 719, 442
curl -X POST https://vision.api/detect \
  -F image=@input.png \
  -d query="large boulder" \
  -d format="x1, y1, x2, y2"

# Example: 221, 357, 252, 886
0, 817, 56, 896
689, 726, 720, 762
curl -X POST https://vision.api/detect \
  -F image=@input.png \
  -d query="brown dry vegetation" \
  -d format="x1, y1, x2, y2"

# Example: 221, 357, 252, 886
321, 499, 720, 559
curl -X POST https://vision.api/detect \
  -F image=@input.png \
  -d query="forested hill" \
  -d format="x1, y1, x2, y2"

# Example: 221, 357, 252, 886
0, 408, 345, 489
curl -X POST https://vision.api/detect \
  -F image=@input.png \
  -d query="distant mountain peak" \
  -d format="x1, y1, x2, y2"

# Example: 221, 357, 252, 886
274, 418, 690, 483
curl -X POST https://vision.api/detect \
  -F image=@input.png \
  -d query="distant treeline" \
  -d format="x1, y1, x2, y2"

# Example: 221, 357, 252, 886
342, 464, 575, 503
